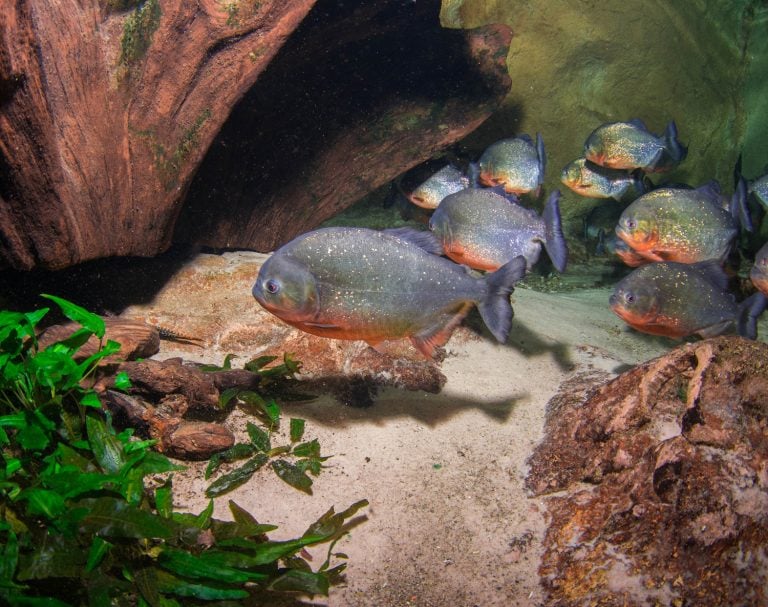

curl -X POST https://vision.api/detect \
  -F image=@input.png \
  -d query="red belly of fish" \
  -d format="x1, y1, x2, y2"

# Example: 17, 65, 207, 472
443, 243, 501, 272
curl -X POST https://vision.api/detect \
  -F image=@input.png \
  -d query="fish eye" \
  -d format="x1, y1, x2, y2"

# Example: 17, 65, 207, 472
265, 279, 280, 294
625, 292, 635, 304
626, 219, 637, 229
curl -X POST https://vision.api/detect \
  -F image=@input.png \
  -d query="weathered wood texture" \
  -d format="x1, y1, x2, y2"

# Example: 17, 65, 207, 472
0, 1, 510, 270
0, 0, 315, 270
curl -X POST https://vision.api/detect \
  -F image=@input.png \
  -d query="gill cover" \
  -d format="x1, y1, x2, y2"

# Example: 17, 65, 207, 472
252, 254, 319, 323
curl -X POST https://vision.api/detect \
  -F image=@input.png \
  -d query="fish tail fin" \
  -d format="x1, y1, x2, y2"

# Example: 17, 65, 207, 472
664, 120, 688, 164
631, 169, 648, 196
595, 228, 607, 255
478, 256, 527, 344
468, 162, 481, 188
730, 176, 753, 233
737, 291, 767, 340
536, 132, 547, 180
542, 189, 569, 273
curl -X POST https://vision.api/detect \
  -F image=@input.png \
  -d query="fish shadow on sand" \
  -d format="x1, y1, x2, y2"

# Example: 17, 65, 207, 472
463, 308, 574, 372
274, 387, 525, 429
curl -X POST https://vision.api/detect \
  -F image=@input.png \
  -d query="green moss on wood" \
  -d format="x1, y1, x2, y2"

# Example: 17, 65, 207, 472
119, 0, 162, 66
136, 109, 212, 191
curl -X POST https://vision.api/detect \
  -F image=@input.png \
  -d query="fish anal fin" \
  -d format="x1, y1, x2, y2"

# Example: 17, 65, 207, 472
410, 303, 473, 358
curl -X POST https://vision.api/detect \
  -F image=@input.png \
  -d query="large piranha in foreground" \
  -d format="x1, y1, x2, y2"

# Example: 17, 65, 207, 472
252, 227, 527, 358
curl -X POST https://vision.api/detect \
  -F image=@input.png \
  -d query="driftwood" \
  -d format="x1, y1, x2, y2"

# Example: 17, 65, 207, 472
0, 1, 511, 270
37, 317, 160, 362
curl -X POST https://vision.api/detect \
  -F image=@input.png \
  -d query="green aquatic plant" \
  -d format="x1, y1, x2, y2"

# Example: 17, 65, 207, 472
201, 353, 329, 497
0, 296, 367, 604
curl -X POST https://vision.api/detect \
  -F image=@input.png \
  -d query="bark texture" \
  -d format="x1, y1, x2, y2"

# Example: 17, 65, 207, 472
0, 0, 315, 270
0, 0, 511, 270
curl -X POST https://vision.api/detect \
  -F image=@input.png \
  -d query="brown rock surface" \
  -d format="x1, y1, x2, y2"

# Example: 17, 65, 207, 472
527, 336, 768, 607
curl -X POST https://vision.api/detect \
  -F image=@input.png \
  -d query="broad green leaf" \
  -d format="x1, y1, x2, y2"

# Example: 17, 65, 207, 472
292, 438, 321, 459
193, 499, 214, 529
272, 460, 313, 494
157, 548, 265, 584
114, 371, 132, 391
0, 528, 19, 584
78, 497, 176, 539
139, 451, 185, 474
289, 418, 305, 443
246, 422, 270, 452
155, 478, 173, 519
30, 349, 81, 391
217, 387, 240, 409
19, 488, 65, 519
76, 339, 121, 377
41, 294, 105, 338
205, 453, 268, 498
204, 443, 256, 479
87, 413, 125, 473
268, 568, 330, 596
243, 355, 277, 372
155, 569, 249, 600
16, 419, 50, 452
17, 533, 86, 580
41, 469, 120, 499
237, 391, 281, 426
133, 566, 161, 607
51, 327, 95, 354
303, 500, 369, 540
85, 536, 112, 573
80, 391, 102, 409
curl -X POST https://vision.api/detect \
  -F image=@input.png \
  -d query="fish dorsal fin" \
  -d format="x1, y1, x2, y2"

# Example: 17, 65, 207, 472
488, 185, 521, 205
627, 118, 649, 131
690, 260, 730, 290
517, 133, 534, 145
695, 179, 722, 202
730, 177, 753, 232
383, 227, 444, 255
410, 302, 473, 358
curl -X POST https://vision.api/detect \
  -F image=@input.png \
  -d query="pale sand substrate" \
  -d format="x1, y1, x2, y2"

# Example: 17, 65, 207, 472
127, 252, 767, 607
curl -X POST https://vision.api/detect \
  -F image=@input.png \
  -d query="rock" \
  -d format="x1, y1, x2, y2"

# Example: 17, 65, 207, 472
526, 337, 768, 606
37, 318, 160, 362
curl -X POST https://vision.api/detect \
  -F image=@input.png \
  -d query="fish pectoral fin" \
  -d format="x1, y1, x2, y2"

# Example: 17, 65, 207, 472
304, 321, 342, 329
410, 303, 473, 359
696, 320, 733, 339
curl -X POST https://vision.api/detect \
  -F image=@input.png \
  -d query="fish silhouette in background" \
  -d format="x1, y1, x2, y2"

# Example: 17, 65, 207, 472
584, 119, 687, 173
475, 133, 546, 197
429, 188, 568, 273
561, 158, 647, 202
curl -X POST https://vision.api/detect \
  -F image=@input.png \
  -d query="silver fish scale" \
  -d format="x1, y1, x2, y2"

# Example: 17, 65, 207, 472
431, 189, 544, 269
277, 227, 485, 328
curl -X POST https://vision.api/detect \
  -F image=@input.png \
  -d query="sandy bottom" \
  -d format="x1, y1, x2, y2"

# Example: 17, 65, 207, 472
126, 252, 767, 607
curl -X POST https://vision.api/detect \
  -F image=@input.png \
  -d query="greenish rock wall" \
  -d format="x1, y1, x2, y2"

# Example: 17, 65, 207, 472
440, 0, 762, 228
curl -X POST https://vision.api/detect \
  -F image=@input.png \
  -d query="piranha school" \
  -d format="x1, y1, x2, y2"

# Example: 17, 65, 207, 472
1, 2, 767, 606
